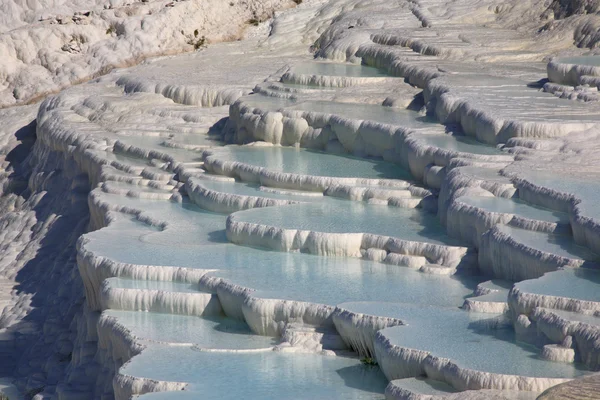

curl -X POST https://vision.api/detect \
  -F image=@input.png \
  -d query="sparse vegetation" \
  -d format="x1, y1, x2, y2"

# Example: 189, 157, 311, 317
360, 357, 378, 366
106, 26, 115, 35
187, 30, 206, 50
0, 393, 9, 400
248, 11, 260, 26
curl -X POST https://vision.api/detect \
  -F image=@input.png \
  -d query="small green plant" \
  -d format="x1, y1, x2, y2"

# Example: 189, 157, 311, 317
106, 26, 115, 35
187, 33, 206, 50
360, 357, 378, 366
248, 11, 260, 26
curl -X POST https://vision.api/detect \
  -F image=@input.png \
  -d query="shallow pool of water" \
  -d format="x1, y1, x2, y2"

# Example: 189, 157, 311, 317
289, 101, 433, 127
343, 302, 587, 379
105, 310, 276, 349
124, 346, 389, 399
555, 56, 600, 67
414, 134, 504, 155
457, 196, 568, 224
105, 277, 200, 293
205, 146, 413, 181
519, 169, 600, 221
230, 202, 457, 245
497, 225, 599, 262
196, 179, 329, 203
515, 268, 600, 303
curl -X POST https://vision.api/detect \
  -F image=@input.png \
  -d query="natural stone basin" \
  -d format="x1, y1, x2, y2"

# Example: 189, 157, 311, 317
106, 277, 200, 293
514, 268, 600, 304
236, 94, 299, 111
555, 56, 600, 67
84, 217, 230, 270
210, 251, 480, 307
519, 170, 600, 220
104, 310, 277, 349
92, 150, 161, 169
497, 225, 598, 262
86, 197, 480, 308
167, 133, 223, 149
289, 62, 389, 78
413, 134, 504, 155
457, 196, 569, 224
387, 377, 459, 395
342, 302, 587, 379
96, 232, 480, 309
385, 378, 538, 399
115, 137, 206, 163
204, 145, 413, 181
228, 201, 457, 245
288, 100, 432, 127
92, 192, 228, 245
195, 179, 327, 202
122, 347, 389, 399
456, 166, 513, 183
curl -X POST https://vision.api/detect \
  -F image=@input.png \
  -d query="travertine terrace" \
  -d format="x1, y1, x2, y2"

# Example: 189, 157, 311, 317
1, 0, 600, 399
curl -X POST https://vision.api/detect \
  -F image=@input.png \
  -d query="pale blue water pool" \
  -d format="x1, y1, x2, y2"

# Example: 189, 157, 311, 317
548, 309, 600, 326
497, 225, 599, 262
343, 302, 587, 379
92, 191, 228, 245
94, 237, 480, 308
90, 150, 157, 169
414, 134, 504, 155
230, 202, 458, 245
195, 179, 329, 203
457, 196, 569, 224
87, 196, 480, 308
123, 346, 388, 399
519, 169, 600, 221
105, 277, 200, 293
456, 166, 513, 183
205, 146, 413, 181
556, 56, 600, 67
104, 310, 276, 348
210, 251, 480, 307
168, 133, 223, 148
288, 101, 433, 127
515, 268, 600, 303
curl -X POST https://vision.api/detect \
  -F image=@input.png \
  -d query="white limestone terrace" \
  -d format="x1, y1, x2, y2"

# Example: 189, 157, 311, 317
338, 301, 587, 393
545, 56, 600, 101
224, 201, 472, 271
0, 0, 303, 107
3, 0, 600, 399
462, 280, 512, 314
